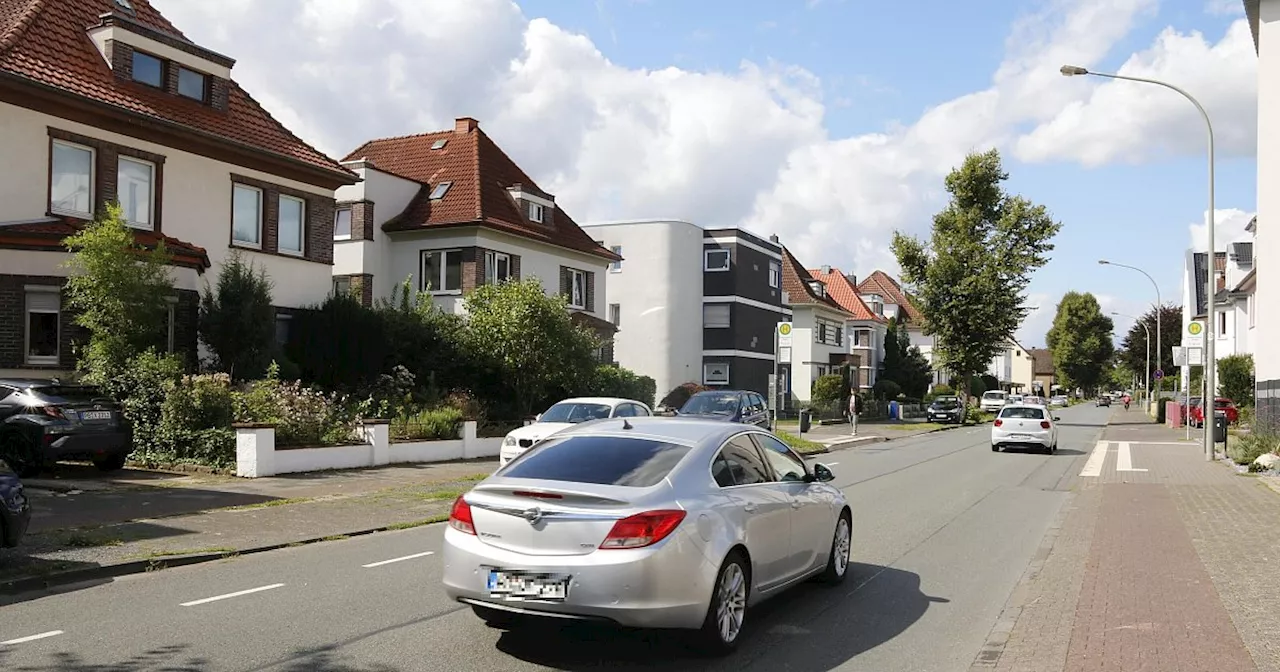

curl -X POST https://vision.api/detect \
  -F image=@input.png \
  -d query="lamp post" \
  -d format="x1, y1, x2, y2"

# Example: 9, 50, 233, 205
1113, 312, 1151, 405
1064, 64, 1216, 461
1098, 260, 1162, 403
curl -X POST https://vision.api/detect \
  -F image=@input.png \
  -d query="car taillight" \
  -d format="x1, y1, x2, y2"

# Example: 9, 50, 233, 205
994, 419, 1003, 427
40, 406, 65, 419
448, 496, 476, 535
600, 510, 686, 550
1040, 421, 1051, 429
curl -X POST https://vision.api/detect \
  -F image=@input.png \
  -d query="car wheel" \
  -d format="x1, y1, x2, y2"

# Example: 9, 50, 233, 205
991, 444, 1000, 452
819, 510, 852, 584
472, 604, 524, 629
93, 454, 128, 472
696, 551, 750, 655
0, 430, 42, 479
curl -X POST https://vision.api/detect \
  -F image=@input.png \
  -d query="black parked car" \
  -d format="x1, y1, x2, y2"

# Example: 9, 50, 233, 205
928, 396, 964, 424
0, 459, 31, 547
678, 390, 772, 429
0, 379, 131, 478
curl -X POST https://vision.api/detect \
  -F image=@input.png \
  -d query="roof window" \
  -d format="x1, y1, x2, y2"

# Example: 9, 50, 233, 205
431, 139, 448, 150
429, 181, 452, 200
115, 0, 135, 10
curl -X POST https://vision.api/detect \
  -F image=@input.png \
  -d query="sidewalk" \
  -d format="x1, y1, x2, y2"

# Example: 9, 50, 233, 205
976, 408, 1280, 671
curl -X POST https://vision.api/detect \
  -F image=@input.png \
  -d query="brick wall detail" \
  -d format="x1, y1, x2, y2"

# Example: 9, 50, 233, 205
230, 174, 336, 265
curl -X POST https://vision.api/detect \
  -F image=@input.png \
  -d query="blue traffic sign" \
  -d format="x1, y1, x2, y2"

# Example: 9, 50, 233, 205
1153, 369, 1165, 380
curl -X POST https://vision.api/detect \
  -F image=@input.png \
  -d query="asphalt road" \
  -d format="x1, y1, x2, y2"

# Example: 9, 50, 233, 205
0, 404, 1110, 672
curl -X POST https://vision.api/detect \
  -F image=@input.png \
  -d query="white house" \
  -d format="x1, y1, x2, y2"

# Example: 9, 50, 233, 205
987, 340, 1035, 394
781, 248, 855, 403
0, 0, 356, 376
807, 266, 887, 391
1247, 0, 1279, 427
857, 270, 943, 386
332, 118, 621, 352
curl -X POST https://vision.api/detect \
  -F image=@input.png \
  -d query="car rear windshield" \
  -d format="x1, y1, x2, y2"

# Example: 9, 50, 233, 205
983, 392, 1005, 399
932, 398, 960, 409
30, 385, 107, 403
500, 436, 692, 487
1000, 407, 1045, 420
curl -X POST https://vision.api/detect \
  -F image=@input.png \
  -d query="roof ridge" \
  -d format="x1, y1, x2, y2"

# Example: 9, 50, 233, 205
470, 127, 483, 221
228, 80, 351, 177
355, 128, 454, 149
818, 268, 884, 322
0, 0, 45, 54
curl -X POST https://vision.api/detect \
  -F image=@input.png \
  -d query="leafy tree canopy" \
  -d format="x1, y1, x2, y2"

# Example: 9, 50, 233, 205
1117, 304, 1183, 377
1218, 354, 1254, 405
1045, 292, 1114, 392
879, 319, 932, 399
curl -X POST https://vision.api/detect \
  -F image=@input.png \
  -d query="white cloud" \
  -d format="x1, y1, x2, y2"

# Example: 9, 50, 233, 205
1189, 207, 1256, 249
150, 0, 1252, 278
1016, 292, 1054, 347
1206, 0, 1244, 15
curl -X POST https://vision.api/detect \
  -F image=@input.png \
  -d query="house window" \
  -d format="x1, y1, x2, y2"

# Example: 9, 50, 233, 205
177, 67, 206, 101
704, 362, 730, 386
815, 318, 842, 346
485, 251, 511, 284
609, 303, 621, 326
566, 269, 586, 308
334, 207, 352, 240
24, 287, 60, 365
131, 51, 164, 87
429, 181, 452, 200
422, 249, 462, 293
854, 329, 871, 347
1219, 310, 1228, 338
50, 140, 95, 218
610, 246, 622, 272
117, 156, 154, 229
704, 248, 730, 272
769, 261, 780, 288
274, 314, 291, 346
278, 195, 305, 256
164, 296, 177, 353
529, 202, 545, 223
703, 304, 731, 328
333, 276, 351, 297
231, 184, 263, 247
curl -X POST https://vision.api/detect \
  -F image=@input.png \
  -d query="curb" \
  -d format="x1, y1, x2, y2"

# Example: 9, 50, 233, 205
0, 518, 447, 596
806, 423, 969, 455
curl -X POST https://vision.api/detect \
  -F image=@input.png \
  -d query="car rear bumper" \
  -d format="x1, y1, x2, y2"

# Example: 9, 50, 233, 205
42, 430, 131, 460
992, 429, 1052, 448
441, 527, 713, 629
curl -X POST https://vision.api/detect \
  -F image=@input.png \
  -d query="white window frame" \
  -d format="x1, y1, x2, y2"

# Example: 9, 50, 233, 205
117, 155, 155, 230
704, 248, 730, 272
422, 249, 464, 294
485, 250, 511, 285
703, 303, 731, 328
277, 194, 306, 257
610, 246, 622, 272
703, 362, 730, 386
568, 269, 586, 309
609, 303, 621, 326
429, 181, 452, 200
333, 207, 352, 241
530, 202, 545, 223
49, 140, 96, 219
24, 286, 60, 366
231, 183, 263, 248
769, 261, 780, 288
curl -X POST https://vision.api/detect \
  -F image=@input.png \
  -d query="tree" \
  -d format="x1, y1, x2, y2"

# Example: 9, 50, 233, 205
589, 365, 658, 407
199, 252, 276, 380
462, 279, 600, 417
287, 293, 389, 393
1117, 304, 1182, 378
62, 202, 175, 377
878, 318, 933, 399
1045, 292, 1114, 392
1218, 354, 1254, 405
892, 149, 1062, 402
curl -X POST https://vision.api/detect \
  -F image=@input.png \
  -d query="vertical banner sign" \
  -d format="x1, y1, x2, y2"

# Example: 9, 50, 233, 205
774, 322, 793, 426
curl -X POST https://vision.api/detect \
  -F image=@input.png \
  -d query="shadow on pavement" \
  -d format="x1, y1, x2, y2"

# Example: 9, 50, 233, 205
25, 485, 278, 534
493, 562, 946, 671
0, 643, 402, 672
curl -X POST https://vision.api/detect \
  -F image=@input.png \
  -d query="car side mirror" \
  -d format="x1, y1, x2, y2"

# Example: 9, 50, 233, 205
812, 463, 836, 483
534, 413, 542, 422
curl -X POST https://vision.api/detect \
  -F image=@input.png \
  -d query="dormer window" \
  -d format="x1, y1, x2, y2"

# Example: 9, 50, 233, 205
808, 280, 825, 298
177, 67, 207, 101
529, 203, 545, 223
115, 0, 134, 10
132, 51, 164, 88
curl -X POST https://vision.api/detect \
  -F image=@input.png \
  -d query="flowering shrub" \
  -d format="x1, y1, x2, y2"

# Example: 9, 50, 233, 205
233, 364, 366, 447
390, 406, 464, 441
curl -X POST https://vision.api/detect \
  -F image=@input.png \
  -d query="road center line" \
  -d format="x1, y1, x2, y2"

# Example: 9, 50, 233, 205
180, 583, 285, 607
362, 551, 436, 568
1117, 442, 1148, 472
1080, 441, 1109, 477
0, 630, 64, 646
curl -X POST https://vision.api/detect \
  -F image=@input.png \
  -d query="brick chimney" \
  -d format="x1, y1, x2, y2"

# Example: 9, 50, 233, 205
455, 117, 478, 134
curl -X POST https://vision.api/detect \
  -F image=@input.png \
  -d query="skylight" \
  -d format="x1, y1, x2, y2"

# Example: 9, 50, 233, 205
430, 139, 448, 150
429, 181, 452, 200
115, 0, 135, 9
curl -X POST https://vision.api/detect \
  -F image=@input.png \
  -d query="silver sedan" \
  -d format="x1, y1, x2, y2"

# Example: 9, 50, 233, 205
441, 416, 852, 654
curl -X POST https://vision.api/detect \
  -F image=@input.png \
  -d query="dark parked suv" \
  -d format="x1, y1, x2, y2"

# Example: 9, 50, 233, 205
678, 390, 772, 429
0, 379, 131, 477
0, 459, 31, 547
927, 396, 964, 424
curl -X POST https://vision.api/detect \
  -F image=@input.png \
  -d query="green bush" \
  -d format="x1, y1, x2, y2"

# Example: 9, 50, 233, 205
589, 365, 657, 407
873, 379, 901, 401
390, 407, 464, 441
1218, 354, 1255, 405
965, 405, 987, 424
1228, 433, 1275, 466
107, 350, 184, 453
232, 364, 364, 447
286, 293, 389, 393
932, 384, 954, 397
811, 374, 844, 406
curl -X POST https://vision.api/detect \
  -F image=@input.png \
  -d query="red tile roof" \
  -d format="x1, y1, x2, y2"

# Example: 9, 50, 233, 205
807, 268, 884, 322
344, 120, 619, 263
856, 270, 922, 322
0, 217, 209, 269
0, 0, 352, 184
781, 248, 853, 316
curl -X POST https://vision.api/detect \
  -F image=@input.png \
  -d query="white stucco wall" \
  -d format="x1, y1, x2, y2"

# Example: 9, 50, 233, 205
582, 220, 704, 396
0, 101, 338, 308
332, 164, 421, 290
1258, 0, 1280, 381
789, 306, 849, 402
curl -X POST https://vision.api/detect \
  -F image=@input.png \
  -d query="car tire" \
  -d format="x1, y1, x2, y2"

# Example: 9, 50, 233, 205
93, 454, 128, 472
696, 551, 750, 655
819, 509, 852, 585
472, 604, 524, 629
0, 430, 42, 479
991, 444, 1000, 452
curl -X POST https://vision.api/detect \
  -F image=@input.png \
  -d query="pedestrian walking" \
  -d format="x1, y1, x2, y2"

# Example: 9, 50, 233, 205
849, 391, 862, 436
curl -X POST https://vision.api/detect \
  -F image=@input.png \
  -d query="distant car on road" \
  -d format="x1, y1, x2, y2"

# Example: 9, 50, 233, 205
1096, 395, 1111, 407
500, 397, 653, 466
677, 390, 772, 430
0, 459, 31, 547
928, 396, 964, 424
1049, 395, 1069, 408
979, 391, 1008, 413
992, 404, 1060, 454
1187, 397, 1238, 427
0, 379, 131, 478
443, 416, 851, 654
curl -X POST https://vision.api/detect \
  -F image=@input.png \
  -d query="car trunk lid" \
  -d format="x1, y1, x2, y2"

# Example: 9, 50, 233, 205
30, 386, 120, 427
466, 480, 655, 556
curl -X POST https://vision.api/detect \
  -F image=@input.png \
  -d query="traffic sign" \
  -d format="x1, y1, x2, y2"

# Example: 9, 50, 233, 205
1172, 346, 1187, 367
777, 322, 793, 347
1153, 369, 1164, 380
1185, 320, 1205, 348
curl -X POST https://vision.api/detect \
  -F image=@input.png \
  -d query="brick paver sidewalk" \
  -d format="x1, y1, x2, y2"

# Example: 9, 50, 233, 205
975, 409, 1280, 671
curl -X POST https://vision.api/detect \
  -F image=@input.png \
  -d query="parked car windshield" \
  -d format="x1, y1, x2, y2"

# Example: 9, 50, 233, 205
539, 402, 612, 424
680, 392, 741, 416
982, 392, 1005, 400
1000, 406, 1046, 420
500, 436, 692, 487
1215, 398, 1233, 407
931, 397, 961, 409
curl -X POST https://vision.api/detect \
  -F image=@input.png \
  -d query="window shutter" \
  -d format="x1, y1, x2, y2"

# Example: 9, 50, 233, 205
560, 267, 571, 299
25, 290, 61, 312
586, 271, 595, 312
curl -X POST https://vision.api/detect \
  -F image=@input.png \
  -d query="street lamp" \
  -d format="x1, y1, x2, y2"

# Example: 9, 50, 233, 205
1098, 260, 1162, 403
1066, 64, 1216, 461
1113, 311, 1151, 406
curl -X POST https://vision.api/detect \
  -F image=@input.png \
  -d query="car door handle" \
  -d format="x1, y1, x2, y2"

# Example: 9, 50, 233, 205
743, 503, 758, 514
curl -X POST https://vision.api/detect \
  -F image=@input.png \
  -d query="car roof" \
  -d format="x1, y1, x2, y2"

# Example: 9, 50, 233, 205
554, 397, 650, 407
0, 378, 79, 388
551, 415, 759, 447
999, 403, 1047, 410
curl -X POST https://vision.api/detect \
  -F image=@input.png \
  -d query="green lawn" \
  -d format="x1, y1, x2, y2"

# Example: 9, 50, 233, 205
776, 430, 827, 454
887, 422, 947, 431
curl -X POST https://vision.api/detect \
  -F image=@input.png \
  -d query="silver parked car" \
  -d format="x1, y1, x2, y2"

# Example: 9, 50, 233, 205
442, 416, 852, 654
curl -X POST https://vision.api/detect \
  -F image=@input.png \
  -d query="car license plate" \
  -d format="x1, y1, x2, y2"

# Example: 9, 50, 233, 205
1010, 433, 1032, 439
487, 570, 570, 601
80, 410, 112, 421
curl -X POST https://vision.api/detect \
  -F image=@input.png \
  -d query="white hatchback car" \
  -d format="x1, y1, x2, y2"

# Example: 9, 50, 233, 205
499, 397, 653, 466
991, 403, 1060, 454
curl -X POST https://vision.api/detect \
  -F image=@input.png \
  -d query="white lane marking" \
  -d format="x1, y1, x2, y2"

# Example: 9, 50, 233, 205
1128, 441, 1198, 446
1117, 442, 1148, 472
362, 551, 435, 568
180, 583, 285, 607
1080, 441, 1109, 477
1, 630, 64, 646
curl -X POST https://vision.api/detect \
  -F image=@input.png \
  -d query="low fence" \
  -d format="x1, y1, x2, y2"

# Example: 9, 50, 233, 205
233, 420, 503, 478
